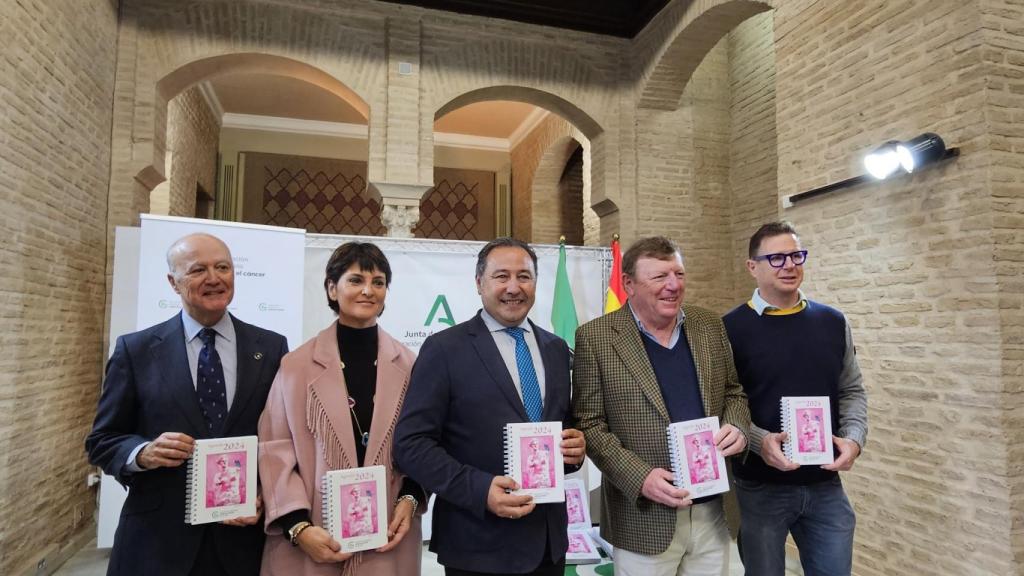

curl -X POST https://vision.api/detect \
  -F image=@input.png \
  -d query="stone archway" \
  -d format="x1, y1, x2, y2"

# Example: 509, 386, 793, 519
637, 0, 774, 111
422, 32, 620, 222
141, 53, 370, 193
433, 86, 612, 244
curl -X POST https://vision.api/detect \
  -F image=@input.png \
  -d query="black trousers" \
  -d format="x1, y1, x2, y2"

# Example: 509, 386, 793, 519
444, 537, 565, 576
445, 562, 565, 576
188, 529, 230, 576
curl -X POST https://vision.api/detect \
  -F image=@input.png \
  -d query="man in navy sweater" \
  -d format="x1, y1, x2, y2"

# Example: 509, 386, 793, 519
723, 221, 868, 576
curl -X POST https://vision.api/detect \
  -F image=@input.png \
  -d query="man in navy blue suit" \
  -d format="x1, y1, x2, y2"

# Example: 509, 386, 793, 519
395, 237, 586, 576
86, 233, 288, 576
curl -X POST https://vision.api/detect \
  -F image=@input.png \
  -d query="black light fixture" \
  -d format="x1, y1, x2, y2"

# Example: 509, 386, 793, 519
786, 132, 959, 206
865, 132, 953, 180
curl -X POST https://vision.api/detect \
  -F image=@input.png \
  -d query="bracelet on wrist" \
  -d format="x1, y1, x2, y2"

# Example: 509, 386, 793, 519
288, 521, 313, 546
395, 494, 418, 516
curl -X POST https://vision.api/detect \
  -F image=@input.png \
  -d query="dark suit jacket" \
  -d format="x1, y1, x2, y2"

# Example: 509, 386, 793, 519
394, 312, 574, 573
86, 312, 287, 576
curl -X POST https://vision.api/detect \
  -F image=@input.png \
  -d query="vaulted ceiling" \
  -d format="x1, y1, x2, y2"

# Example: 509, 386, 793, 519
378, 0, 674, 38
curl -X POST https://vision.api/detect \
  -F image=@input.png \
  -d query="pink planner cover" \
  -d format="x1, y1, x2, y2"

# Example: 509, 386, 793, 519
666, 417, 730, 498
321, 465, 388, 553
781, 396, 834, 465
185, 436, 258, 524
503, 421, 565, 504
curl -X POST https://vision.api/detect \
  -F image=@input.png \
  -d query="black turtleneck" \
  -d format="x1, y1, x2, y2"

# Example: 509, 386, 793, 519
337, 322, 379, 466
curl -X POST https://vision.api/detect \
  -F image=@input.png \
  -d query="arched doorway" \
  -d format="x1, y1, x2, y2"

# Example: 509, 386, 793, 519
148, 54, 384, 235
430, 87, 606, 245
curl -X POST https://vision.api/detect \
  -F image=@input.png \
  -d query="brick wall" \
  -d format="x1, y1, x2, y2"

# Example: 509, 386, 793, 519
509, 113, 591, 243
150, 86, 219, 217
0, 1, 118, 574
981, 0, 1024, 570
727, 12, 778, 304
528, 136, 579, 244
556, 148, 585, 246
635, 39, 735, 313
773, 1, 1011, 574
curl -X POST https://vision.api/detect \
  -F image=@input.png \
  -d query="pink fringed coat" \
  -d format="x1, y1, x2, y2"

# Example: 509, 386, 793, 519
258, 323, 421, 576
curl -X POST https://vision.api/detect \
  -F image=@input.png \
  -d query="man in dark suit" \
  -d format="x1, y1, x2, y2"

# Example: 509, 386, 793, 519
394, 237, 586, 576
86, 232, 288, 576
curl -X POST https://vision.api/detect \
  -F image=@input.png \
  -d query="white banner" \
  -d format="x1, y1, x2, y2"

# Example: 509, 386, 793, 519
138, 215, 305, 348
302, 235, 610, 349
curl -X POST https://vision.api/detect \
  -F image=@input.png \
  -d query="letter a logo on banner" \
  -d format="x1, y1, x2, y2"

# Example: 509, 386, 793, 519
425, 295, 455, 327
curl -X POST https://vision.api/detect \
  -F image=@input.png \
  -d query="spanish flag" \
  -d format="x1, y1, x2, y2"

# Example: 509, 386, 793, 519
604, 236, 625, 313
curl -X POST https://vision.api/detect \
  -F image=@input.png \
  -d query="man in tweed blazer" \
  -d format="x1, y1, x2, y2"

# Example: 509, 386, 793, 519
573, 236, 750, 576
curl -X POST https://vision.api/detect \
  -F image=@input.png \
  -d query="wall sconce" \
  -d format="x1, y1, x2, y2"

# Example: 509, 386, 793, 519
785, 132, 959, 207
894, 133, 949, 173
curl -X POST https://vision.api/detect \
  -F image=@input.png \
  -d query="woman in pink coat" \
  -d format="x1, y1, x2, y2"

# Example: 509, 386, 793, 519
258, 242, 423, 576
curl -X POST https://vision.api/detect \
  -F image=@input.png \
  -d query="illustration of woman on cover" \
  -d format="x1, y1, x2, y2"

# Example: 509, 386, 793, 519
208, 454, 243, 507
566, 488, 584, 524
344, 486, 374, 537
687, 437, 711, 484
259, 242, 424, 575
799, 411, 824, 453
525, 438, 552, 488
568, 532, 592, 554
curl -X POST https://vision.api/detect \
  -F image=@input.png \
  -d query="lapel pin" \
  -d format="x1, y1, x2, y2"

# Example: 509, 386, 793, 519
254, 352, 263, 360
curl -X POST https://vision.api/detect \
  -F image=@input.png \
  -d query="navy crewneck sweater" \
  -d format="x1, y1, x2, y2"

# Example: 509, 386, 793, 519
723, 300, 845, 485
640, 329, 704, 424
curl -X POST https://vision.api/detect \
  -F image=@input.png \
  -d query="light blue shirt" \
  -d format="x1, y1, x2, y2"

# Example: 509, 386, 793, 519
126, 311, 238, 472
181, 311, 238, 409
480, 309, 547, 404
749, 288, 807, 316
628, 302, 686, 349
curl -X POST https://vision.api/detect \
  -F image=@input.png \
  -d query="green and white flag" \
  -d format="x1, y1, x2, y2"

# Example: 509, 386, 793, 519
551, 239, 579, 350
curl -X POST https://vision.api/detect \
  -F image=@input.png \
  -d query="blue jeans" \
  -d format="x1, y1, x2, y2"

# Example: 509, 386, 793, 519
734, 476, 855, 576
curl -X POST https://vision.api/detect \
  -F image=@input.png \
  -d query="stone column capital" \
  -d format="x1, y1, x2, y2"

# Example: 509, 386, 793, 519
370, 181, 432, 238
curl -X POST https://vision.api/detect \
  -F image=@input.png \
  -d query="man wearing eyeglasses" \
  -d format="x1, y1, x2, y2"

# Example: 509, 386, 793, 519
722, 221, 868, 576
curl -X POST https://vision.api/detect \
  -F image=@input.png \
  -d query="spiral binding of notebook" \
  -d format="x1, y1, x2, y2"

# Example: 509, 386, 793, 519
502, 423, 516, 481
780, 397, 796, 461
666, 425, 686, 488
184, 455, 198, 524
320, 473, 337, 538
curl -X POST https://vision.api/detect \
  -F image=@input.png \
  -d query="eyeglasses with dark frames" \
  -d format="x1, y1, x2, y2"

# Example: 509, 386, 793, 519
752, 250, 808, 268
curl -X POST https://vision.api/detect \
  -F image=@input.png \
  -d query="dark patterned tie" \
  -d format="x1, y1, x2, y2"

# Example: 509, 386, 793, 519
197, 328, 228, 436
505, 327, 543, 422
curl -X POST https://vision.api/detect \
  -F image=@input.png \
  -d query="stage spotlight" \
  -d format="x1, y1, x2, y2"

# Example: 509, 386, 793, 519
863, 141, 901, 180
896, 132, 946, 173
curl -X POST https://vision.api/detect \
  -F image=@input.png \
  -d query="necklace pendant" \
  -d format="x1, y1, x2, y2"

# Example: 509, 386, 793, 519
361, 432, 370, 447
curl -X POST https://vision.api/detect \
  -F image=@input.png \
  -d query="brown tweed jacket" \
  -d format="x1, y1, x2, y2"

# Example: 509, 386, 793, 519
572, 304, 750, 556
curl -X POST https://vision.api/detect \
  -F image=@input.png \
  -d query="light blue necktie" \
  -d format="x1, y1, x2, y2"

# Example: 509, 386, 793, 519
505, 327, 543, 422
